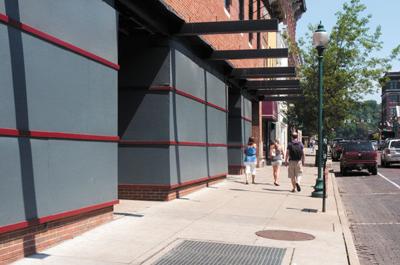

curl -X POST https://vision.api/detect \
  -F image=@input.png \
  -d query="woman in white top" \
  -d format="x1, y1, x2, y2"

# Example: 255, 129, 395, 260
270, 139, 284, 186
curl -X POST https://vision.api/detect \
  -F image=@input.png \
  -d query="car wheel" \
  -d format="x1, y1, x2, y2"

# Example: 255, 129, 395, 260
371, 166, 378, 175
341, 167, 347, 176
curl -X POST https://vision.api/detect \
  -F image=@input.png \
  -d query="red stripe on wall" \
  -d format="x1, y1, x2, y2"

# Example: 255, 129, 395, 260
0, 128, 119, 142
242, 116, 252, 122
119, 140, 228, 147
119, 140, 178, 145
0, 12, 119, 71
0, 200, 119, 234
119, 173, 227, 190
229, 164, 245, 168
149, 86, 228, 113
208, 143, 228, 147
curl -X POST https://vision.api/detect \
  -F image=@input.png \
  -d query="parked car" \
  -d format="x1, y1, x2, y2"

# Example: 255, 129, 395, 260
340, 141, 377, 175
331, 140, 347, 161
381, 139, 400, 167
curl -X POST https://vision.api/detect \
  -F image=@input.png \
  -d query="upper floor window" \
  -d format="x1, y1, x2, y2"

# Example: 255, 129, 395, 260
225, 0, 231, 13
389, 95, 398, 102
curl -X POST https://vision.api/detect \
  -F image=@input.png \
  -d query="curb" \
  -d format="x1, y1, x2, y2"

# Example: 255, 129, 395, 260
330, 170, 360, 265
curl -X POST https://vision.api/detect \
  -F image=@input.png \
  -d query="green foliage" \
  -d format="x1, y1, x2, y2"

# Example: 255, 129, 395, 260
289, 0, 399, 137
335, 100, 381, 139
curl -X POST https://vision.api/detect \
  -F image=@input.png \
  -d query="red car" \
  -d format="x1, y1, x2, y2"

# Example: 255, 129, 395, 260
340, 141, 378, 175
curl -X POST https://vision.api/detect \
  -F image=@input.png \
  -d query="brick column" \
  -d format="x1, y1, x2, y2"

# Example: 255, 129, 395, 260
252, 101, 264, 167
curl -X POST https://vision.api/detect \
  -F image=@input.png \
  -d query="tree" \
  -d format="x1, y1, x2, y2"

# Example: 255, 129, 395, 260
335, 100, 381, 139
288, 0, 400, 138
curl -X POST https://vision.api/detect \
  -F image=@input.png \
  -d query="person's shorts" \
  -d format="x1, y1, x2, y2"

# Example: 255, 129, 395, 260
271, 160, 282, 166
244, 161, 257, 175
288, 160, 302, 179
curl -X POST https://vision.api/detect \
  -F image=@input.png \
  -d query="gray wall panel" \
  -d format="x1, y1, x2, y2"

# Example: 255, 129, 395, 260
0, 137, 27, 226
0, 24, 16, 129
38, 140, 117, 216
3, 26, 117, 135
118, 146, 171, 185
175, 146, 208, 183
0, 1, 4, 12
0, 137, 117, 226
207, 108, 227, 144
244, 120, 252, 144
175, 50, 205, 100
3, 0, 117, 63
208, 147, 228, 176
206, 72, 226, 108
119, 91, 170, 141
175, 95, 206, 142
228, 148, 244, 165
243, 97, 252, 119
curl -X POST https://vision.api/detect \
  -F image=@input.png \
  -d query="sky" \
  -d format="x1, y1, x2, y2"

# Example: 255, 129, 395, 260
296, 0, 400, 103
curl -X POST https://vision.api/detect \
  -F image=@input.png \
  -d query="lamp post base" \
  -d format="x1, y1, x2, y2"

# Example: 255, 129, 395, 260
311, 178, 324, 198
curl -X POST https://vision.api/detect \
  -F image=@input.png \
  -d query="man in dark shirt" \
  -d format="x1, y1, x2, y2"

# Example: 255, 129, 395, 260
285, 132, 305, 192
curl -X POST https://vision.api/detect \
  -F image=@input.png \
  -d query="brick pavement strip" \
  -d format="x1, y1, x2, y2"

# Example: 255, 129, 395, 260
331, 170, 361, 265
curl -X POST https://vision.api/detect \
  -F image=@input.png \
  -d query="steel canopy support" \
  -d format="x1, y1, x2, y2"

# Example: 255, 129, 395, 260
246, 79, 300, 89
209, 48, 288, 60
231, 67, 296, 78
255, 89, 303, 95
261, 95, 305, 101
176, 19, 278, 36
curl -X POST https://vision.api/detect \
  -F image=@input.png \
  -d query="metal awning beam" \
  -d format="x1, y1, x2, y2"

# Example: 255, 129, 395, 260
176, 19, 278, 36
209, 48, 288, 60
231, 67, 296, 78
262, 95, 305, 101
246, 79, 300, 89
256, 89, 303, 95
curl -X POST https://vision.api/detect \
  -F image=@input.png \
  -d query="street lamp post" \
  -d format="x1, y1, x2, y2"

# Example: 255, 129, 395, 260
311, 22, 329, 205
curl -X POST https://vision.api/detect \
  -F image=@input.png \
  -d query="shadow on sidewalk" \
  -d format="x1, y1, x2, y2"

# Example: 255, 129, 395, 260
229, 188, 312, 197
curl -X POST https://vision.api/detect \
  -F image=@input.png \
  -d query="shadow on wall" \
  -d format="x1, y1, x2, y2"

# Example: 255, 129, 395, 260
5, 0, 38, 257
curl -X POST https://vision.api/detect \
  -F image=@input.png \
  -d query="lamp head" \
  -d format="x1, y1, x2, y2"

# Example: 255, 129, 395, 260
312, 21, 329, 48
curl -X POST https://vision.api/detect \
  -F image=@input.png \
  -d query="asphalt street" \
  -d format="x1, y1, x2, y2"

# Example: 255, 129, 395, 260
333, 159, 400, 265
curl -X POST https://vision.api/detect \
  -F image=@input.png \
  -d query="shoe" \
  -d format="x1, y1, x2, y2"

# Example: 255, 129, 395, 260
290, 189, 295, 193
274, 182, 280, 186
245, 181, 249, 185
296, 183, 301, 192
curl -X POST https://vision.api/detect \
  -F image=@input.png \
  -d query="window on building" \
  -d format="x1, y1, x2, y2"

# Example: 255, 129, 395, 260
239, 0, 244, 20
225, 0, 231, 13
248, 0, 254, 43
389, 95, 398, 102
390, 107, 396, 117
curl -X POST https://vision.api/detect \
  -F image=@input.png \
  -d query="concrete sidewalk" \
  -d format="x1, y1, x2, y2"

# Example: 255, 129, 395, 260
13, 154, 359, 265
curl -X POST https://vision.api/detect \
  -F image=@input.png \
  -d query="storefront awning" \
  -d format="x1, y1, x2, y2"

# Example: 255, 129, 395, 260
209, 48, 288, 60
245, 79, 300, 89
176, 19, 278, 36
256, 88, 303, 95
230, 67, 296, 78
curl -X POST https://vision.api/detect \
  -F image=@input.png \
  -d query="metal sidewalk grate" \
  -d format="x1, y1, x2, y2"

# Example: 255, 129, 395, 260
153, 240, 286, 265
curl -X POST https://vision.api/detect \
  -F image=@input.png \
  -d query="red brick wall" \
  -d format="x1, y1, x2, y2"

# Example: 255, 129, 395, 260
0, 207, 113, 264
162, 0, 270, 68
119, 176, 225, 201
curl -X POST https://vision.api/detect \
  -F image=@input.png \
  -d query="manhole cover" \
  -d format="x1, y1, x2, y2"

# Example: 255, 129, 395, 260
153, 240, 286, 265
256, 230, 315, 241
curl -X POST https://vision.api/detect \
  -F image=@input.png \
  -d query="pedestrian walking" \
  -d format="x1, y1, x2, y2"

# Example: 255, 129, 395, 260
284, 132, 305, 192
244, 137, 257, 184
270, 139, 284, 186
310, 139, 315, 154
